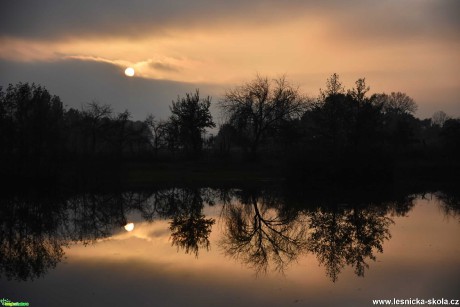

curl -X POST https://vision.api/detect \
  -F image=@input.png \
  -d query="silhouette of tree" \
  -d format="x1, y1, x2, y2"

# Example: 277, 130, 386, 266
348, 78, 370, 107
377, 92, 417, 116
220, 75, 308, 155
313, 93, 353, 150
107, 110, 132, 157
431, 111, 449, 128
73, 103, 150, 158
369, 92, 419, 149
145, 115, 168, 157
169, 90, 215, 156
81, 101, 113, 155
0, 82, 65, 177
303, 75, 381, 152
319, 73, 345, 101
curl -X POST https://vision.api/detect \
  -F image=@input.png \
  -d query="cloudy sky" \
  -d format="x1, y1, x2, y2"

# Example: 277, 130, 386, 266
1, 0, 459, 121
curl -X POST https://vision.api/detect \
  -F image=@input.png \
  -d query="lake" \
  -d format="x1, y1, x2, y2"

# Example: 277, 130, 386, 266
1, 186, 459, 306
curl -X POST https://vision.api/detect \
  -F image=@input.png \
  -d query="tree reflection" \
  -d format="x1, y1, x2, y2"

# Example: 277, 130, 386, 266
430, 190, 460, 222
170, 213, 214, 256
0, 194, 67, 281
167, 189, 215, 256
306, 205, 393, 282
219, 190, 307, 274
0, 190, 140, 280
218, 188, 406, 281
135, 188, 215, 256
1, 185, 450, 282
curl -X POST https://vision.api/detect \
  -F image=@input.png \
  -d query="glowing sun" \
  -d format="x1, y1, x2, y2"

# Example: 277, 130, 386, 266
124, 67, 135, 77
124, 223, 135, 232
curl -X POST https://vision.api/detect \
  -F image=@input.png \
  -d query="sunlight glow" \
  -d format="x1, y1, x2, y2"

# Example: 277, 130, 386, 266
124, 67, 135, 77
124, 222, 135, 232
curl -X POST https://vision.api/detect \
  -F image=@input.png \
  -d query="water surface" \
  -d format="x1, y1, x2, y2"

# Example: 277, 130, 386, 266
1, 188, 459, 306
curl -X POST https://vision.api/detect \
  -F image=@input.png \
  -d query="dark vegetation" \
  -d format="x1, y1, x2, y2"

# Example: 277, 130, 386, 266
1, 74, 459, 186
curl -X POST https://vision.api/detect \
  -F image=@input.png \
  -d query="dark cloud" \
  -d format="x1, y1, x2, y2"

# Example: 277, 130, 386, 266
324, 0, 460, 45
2, 0, 458, 41
0, 0, 297, 39
0, 58, 223, 122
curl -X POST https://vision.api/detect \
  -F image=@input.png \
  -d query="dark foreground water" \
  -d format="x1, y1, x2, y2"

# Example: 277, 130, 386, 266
1, 187, 459, 306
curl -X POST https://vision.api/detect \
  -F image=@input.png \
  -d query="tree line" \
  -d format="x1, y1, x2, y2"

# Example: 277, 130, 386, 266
0, 74, 459, 182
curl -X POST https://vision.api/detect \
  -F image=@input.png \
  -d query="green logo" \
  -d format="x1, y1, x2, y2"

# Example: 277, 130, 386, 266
0, 298, 30, 306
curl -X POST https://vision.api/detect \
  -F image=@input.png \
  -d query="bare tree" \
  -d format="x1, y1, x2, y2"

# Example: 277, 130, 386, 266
378, 92, 417, 115
220, 75, 309, 154
145, 114, 169, 157
82, 101, 113, 154
432, 111, 449, 128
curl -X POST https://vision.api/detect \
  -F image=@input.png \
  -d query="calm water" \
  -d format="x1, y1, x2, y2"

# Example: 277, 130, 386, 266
1, 187, 459, 306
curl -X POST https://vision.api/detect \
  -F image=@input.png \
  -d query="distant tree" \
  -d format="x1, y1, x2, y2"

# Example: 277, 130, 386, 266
305, 75, 381, 151
431, 111, 449, 128
169, 90, 215, 155
220, 75, 308, 155
145, 115, 168, 157
306, 93, 352, 150
370, 92, 419, 148
379, 92, 417, 115
347, 78, 370, 107
81, 101, 113, 154
319, 73, 345, 101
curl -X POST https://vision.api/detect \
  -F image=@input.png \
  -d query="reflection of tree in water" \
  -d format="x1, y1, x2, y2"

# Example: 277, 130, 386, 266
433, 191, 460, 221
170, 213, 214, 257
306, 205, 393, 282
168, 189, 215, 257
66, 191, 142, 244
219, 190, 307, 274
218, 188, 408, 281
0, 195, 67, 281
0, 187, 217, 281
1, 186, 449, 282
136, 188, 215, 256
384, 195, 416, 217
0, 190, 140, 281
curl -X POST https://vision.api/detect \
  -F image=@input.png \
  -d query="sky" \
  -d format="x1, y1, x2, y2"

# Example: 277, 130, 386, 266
1, 0, 459, 123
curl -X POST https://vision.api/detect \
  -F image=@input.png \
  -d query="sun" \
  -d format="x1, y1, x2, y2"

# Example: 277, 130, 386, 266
124, 67, 135, 77
124, 222, 135, 232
